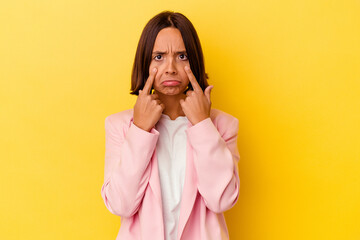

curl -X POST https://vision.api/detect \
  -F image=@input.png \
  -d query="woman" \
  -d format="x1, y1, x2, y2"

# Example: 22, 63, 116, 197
101, 10, 240, 240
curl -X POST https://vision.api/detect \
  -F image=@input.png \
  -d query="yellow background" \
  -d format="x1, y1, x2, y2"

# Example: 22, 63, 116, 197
1, 0, 359, 239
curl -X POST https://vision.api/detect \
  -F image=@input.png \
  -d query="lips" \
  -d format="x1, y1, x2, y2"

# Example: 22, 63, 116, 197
162, 80, 181, 86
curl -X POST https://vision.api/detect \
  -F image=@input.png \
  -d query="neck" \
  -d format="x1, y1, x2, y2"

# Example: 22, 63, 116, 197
155, 91, 186, 120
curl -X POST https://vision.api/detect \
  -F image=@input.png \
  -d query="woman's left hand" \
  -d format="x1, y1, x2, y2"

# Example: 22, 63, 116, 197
180, 65, 214, 125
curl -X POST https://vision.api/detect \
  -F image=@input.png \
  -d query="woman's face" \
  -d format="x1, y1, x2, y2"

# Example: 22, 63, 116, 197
149, 27, 190, 96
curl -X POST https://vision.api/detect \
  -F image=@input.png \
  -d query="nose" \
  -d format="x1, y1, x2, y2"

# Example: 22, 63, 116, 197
165, 57, 177, 75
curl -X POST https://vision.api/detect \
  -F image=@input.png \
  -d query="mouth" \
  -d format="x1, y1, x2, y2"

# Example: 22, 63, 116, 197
162, 80, 181, 86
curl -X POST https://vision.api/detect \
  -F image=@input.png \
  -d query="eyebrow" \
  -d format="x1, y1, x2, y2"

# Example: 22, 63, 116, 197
152, 50, 187, 55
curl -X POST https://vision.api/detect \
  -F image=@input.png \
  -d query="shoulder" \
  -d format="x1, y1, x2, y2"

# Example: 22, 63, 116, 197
104, 108, 134, 132
210, 108, 239, 127
208, 108, 239, 138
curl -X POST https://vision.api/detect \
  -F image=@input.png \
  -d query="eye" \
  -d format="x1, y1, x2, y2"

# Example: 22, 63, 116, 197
154, 54, 162, 60
179, 54, 188, 60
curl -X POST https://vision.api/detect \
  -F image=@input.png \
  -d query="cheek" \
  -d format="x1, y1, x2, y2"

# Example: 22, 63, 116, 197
182, 72, 190, 84
154, 76, 161, 87
153, 74, 162, 88
149, 62, 160, 82
149, 61, 156, 72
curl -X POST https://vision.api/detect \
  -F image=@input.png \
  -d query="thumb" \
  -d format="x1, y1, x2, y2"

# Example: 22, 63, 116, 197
179, 98, 185, 106
204, 85, 213, 103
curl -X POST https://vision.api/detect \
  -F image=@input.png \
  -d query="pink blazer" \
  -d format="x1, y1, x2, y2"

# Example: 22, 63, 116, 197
101, 108, 240, 240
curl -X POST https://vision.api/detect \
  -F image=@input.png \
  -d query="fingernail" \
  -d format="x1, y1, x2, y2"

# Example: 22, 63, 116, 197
185, 66, 189, 71
153, 68, 157, 72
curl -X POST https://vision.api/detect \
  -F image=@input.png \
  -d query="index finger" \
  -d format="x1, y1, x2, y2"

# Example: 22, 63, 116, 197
143, 67, 157, 94
185, 65, 202, 92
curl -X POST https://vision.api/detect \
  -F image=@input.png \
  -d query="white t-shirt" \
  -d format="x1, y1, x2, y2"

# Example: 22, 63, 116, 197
155, 113, 188, 240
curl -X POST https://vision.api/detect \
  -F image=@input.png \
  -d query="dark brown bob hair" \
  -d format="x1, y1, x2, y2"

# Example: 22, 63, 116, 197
130, 10, 209, 95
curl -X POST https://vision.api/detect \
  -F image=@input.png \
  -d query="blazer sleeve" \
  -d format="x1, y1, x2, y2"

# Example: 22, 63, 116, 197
101, 115, 159, 217
185, 116, 240, 213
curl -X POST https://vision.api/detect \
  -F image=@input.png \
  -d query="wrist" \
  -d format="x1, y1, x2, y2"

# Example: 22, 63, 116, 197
191, 115, 210, 125
133, 121, 151, 132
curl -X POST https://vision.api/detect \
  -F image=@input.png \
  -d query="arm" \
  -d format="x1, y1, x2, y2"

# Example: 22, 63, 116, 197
186, 116, 240, 213
101, 116, 159, 217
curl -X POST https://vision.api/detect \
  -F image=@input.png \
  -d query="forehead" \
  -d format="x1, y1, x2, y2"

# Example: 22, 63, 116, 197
152, 27, 186, 51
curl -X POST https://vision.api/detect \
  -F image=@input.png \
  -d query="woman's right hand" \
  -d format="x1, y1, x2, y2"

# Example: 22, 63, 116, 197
133, 68, 165, 132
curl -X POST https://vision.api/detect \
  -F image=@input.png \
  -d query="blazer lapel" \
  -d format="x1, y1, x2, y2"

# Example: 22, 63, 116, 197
177, 120, 198, 240
149, 147, 163, 211
129, 113, 198, 240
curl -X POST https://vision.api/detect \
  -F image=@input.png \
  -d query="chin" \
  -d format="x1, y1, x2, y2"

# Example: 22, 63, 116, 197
157, 87, 186, 96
